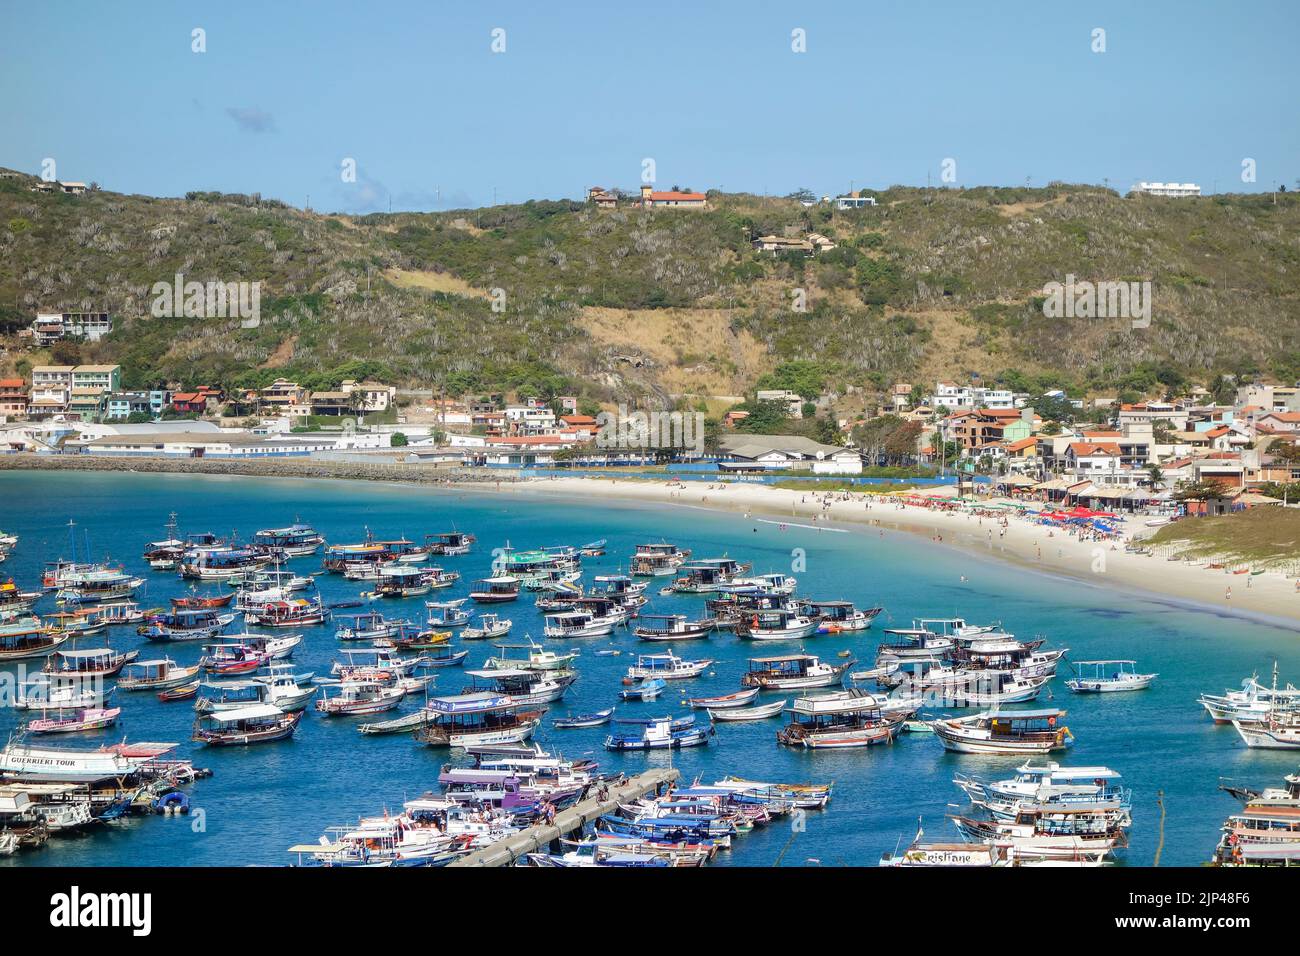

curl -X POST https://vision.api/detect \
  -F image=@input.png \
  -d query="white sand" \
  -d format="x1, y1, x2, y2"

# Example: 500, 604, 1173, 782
469, 475, 1300, 626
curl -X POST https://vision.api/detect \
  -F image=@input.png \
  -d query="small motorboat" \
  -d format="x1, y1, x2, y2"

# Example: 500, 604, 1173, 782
171, 592, 235, 609
621, 677, 667, 701
1065, 660, 1157, 694
688, 687, 759, 710
158, 681, 201, 702
553, 708, 615, 729
708, 699, 786, 722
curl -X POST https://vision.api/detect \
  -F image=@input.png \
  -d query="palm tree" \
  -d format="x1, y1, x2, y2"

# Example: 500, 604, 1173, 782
1145, 462, 1165, 490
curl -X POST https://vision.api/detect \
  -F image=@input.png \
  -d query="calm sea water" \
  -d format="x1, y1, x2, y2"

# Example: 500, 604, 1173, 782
1, 470, 1297, 868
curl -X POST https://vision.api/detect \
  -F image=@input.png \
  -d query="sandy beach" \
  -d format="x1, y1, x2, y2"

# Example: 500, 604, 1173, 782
486, 474, 1300, 627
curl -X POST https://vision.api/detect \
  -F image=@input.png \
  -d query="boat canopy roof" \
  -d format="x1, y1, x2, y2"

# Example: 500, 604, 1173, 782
986, 708, 1065, 720
1017, 762, 1120, 779
403, 798, 459, 812
465, 667, 532, 679
791, 691, 882, 715
1073, 659, 1137, 665
205, 703, 285, 722
426, 692, 516, 714
749, 654, 816, 664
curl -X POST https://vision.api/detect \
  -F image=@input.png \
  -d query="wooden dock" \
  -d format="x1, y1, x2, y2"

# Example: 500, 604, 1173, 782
447, 767, 681, 867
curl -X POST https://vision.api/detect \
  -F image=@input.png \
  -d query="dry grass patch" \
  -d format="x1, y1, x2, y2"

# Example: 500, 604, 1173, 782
384, 268, 491, 300
577, 306, 771, 395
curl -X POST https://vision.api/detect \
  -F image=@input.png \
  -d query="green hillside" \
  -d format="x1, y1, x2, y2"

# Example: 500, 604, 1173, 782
2, 170, 1298, 410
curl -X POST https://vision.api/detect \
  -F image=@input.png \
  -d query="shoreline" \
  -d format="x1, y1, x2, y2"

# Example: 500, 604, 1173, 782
6, 454, 1300, 626
491, 474, 1300, 629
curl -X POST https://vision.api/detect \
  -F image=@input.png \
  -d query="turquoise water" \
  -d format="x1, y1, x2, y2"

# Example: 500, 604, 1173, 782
1, 470, 1296, 867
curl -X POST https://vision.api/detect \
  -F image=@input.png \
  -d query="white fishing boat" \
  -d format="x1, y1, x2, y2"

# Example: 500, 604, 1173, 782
1065, 660, 1157, 694
624, 652, 712, 682
425, 599, 472, 628
708, 699, 787, 722
14, 677, 109, 711
315, 680, 406, 716
543, 610, 614, 639
465, 667, 576, 706
630, 542, 690, 577
415, 693, 542, 748
688, 687, 760, 709
634, 614, 715, 642
800, 600, 882, 633
1232, 714, 1300, 750
0, 740, 178, 783
950, 807, 1125, 863
253, 522, 325, 557
933, 708, 1074, 755
482, 639, 578, 672
461, 613, 513, 641
740, 654, 852, 690
735, 608, 819, 642
777, 690, 904, 748
117, 658, 202, 691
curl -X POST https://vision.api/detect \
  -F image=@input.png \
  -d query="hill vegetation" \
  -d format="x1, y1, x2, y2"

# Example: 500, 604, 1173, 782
2, 171, 1298, 415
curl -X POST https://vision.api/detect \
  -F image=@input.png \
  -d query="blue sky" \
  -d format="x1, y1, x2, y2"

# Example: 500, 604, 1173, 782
2, 0, 1295, 212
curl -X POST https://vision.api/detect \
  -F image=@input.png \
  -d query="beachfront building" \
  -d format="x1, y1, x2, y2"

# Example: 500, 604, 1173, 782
257, 379, 308, 414
70, 364, 121, 394
504, 404, 556, 436
102, 392, 154, 420
716, 434, 862, 475
0, 378, 29, 419
342, 380, 396, 413
69, 430, 339, 458
68, 389, 105, 422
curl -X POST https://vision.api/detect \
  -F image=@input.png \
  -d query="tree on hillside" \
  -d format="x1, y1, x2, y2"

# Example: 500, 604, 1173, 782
732, 400, 792, 435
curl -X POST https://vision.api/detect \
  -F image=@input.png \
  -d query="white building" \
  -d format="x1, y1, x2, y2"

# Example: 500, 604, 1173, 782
835, 195, 877, 209
503, 405, 556, 435
930, 382, 1015, 410
31, 311, 113, 345
1130, 182, 1201, 198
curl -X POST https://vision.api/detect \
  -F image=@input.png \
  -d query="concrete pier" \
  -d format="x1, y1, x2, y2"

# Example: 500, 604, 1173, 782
448, 768, 681, 867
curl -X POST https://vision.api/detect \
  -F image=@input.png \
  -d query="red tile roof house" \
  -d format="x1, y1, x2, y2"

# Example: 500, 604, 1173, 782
170, 392, 207, 414
0, 378, 29, 418
1254, 411, 1300, 434
559, 414, 598, 438
639, 185, 707, 208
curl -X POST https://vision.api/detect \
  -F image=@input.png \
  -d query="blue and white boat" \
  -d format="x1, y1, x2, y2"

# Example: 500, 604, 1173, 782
603, 715, 713, 751
621, 677, 667, 701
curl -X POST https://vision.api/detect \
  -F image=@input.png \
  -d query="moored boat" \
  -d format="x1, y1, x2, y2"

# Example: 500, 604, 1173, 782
933, 708, 1074, 755
192, 705, 302, 746
604, 715, 712, 751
